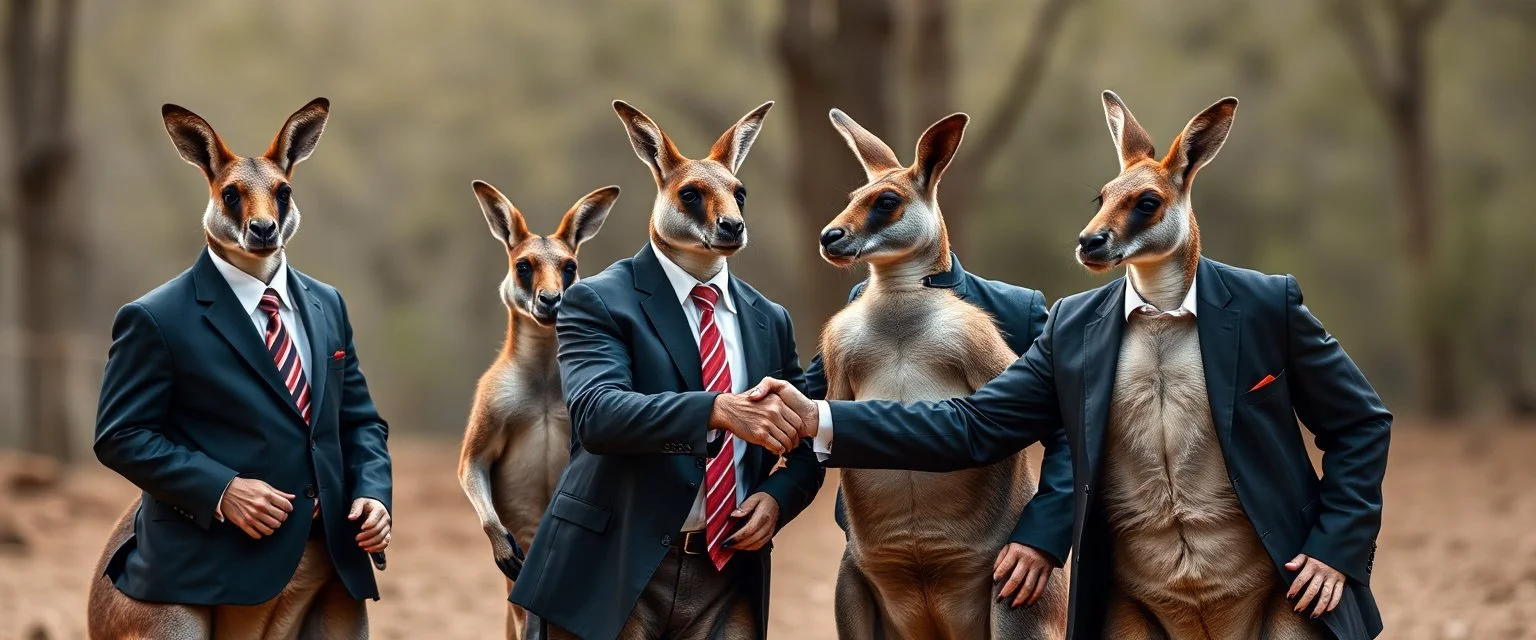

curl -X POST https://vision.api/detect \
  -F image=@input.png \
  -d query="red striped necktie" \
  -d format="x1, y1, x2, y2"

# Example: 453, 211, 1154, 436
691, 284, 737, 571
259, 289, 312, 424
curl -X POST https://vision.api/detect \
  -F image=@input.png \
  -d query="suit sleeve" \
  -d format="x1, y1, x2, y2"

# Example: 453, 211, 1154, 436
1006, 290, 1074, 564
559, 281, 717, 456
337, 293, 393, 512
804, 281, 867, 401
824, 299, 1065, 471
752, 305, 826, 529
1287, 276, 1391, 587
94, 302, 237, 529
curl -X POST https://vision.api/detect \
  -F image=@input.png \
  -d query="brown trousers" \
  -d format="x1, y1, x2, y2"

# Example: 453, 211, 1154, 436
541, 547, 756, 640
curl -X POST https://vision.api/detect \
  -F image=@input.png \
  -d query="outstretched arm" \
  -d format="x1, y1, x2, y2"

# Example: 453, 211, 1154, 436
757, 300, 1066, 472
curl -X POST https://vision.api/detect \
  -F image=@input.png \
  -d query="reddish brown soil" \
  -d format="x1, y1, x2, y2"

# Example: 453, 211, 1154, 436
2, 423, 1534, 639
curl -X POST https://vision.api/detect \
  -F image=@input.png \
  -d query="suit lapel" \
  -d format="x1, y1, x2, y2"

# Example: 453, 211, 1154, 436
289, 271, 330, 421
633, 246, 705, 390
1081, 279, 1126, 481
1195, 259, 1241, 452
192, 252, 304, 421
731, 277, 773, 480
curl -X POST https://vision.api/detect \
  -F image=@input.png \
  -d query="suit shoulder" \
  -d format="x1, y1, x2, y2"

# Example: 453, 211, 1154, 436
1052, 279, 1117, 318
128, 269, 197, 317
573, 257, 634, 298
968, 274, 1044, 310
733, 278, 791, 319
290, 270, 343, 305
1205, 259, 1290, 304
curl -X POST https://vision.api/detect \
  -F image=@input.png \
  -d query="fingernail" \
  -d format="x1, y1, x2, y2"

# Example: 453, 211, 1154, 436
722, 538, 735, 548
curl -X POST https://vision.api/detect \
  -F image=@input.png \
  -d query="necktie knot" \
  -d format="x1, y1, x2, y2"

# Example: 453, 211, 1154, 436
690, 284, 719, 311
258, 288, 282, 314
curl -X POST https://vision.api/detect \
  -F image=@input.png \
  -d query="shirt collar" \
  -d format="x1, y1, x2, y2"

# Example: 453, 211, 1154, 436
1122, 273, 1198, 320
650, 244, 736, 314
207, 247, 293, 315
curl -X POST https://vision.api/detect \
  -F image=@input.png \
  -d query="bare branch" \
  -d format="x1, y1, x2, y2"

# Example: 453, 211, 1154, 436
965, 0, 1076, 174
1324, 0, 1398, 110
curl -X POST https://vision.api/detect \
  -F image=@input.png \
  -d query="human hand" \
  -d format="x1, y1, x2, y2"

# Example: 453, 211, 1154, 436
724, 493, 780, 551
1285, 554, 1345, 619
710, 392, 801, 455
349, 498, 391, 553
221, 477, 295, 539
746, 377, 818, 440
994, 543, 1058, 607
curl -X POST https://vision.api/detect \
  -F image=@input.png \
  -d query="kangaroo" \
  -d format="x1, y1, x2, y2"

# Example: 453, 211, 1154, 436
88, 98, 367, 639
1079, 91, 1325, 639
815, 110, 1067, 639
457, 179, 617, 639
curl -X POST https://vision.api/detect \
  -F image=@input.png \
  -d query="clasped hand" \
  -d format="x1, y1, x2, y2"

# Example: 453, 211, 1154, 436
707, 377, 818, 455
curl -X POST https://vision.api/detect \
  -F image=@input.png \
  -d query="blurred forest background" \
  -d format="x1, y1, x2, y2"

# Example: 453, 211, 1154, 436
2, 0, 1536, 637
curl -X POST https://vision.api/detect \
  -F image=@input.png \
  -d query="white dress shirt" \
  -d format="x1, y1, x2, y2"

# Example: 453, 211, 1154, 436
811, 274, 1199, 456
651, 245, 750, 531
207, 247, 311, 518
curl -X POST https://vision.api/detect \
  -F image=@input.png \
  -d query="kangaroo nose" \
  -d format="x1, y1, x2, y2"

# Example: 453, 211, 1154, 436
1078, 231, 1110, 253
537, 291, 561, 307
820, 228, 846, 248
248, 219, 278, 243
717, 218, 745, 239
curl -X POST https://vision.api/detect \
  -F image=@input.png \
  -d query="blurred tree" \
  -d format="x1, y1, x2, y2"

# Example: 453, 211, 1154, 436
776, 0, 1077, 328
5, 0, 82, 461
1325, 0, 1456, 416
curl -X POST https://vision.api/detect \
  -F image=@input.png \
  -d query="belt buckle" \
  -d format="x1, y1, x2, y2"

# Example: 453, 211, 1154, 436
681, 530, 707, 555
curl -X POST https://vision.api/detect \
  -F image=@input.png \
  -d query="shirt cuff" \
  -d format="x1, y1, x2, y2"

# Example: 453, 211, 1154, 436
812, 400, 834, 461
214, 477, 234, 522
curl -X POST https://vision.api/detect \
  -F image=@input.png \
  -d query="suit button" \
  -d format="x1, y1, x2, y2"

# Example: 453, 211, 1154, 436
660, 535, 672, 547
695, 458, 706, 469
304, 485, 318, 499
687, 481, 698, 489
310, 439, 318, 451
1082, 484, 1091, 494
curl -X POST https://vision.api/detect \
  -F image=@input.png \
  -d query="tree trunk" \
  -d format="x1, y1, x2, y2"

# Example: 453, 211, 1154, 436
6, 0, 81, 461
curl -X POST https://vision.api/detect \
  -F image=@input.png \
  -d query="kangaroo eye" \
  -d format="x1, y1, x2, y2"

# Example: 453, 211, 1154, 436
515, 260, 532, 276
678, 188, 700, 204
562, 262, 577, 276
276, 184, 291, 205
1134, 197, 1160, 214
876, 195, 901, 212
733, 187, 746, 208
221, 186, 240, 207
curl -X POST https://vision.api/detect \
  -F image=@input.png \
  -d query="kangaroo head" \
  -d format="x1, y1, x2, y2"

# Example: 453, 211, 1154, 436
612, 100, 772, 259
1077, 91, 1237, 272
162, 98, 329, 276
818, 109, 966, 269
472, 180, 618, 326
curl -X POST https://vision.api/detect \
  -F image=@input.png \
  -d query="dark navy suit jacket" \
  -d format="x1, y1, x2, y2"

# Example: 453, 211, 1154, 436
805, 253, 1075, 564
95, 250, 392, 605
510, 246, 825, 640
822, 258, 1390, 640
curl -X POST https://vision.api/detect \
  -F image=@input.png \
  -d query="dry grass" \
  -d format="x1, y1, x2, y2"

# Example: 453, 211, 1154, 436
2, 422, 1534, 639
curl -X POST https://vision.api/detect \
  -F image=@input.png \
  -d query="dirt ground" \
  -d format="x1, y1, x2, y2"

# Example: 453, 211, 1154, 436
2, 422, 1535, 639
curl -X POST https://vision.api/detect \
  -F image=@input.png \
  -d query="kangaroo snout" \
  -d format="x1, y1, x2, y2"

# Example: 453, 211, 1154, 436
819, 227, 859, 263
536, 290, 562, 310
1078, 230, 1110, 253
716, 217, 745, 242
247, 218, 280, 246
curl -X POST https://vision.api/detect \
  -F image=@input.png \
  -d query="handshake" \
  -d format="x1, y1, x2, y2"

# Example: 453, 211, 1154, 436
708, 377, 820, 455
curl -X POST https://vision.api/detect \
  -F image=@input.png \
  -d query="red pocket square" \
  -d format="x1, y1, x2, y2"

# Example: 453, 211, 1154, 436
1249, 374, 1277, 392
332, 350, 346, 360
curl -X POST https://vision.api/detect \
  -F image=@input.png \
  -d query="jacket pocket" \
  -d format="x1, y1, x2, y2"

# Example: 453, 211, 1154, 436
1244, 369, 1288, 406
549, 492, 611, 534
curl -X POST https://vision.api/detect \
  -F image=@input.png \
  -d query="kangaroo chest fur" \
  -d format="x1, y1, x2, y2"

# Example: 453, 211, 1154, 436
483, 351, 570, 537
1103, 313, 1273, 606
830, 290, 1033, 565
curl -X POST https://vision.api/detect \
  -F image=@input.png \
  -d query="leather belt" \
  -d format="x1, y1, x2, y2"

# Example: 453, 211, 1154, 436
675, 530, 710, 555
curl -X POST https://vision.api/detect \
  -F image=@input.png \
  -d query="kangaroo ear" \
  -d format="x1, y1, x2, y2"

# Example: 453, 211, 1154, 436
613, 101, 687, 185
471, 180, 531, 247
162, 104, 236, 180
264, 97, 330, 176
1101, 91, 1156, 171
708, 101, 773, 175
1163, 97, 1238, 189
911, 113, 968, 195
557, 186, 620, 249
828, 108, 902, 181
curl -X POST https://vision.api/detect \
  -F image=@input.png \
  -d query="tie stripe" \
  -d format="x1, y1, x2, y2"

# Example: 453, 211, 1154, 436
691, 284, 737, 572
259, 289, 312, 424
